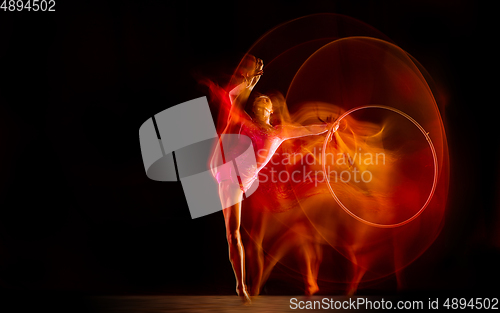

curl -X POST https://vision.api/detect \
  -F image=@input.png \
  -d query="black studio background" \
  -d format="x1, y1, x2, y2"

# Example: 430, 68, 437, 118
0, 0, 496, 307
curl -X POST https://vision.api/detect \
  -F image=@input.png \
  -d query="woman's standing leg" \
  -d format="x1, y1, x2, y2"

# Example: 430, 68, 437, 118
219, 181, 250, 302
245, 208, 269, 296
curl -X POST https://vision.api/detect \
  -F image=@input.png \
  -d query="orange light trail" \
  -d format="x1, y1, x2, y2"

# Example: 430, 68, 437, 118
322, 105, 438, 228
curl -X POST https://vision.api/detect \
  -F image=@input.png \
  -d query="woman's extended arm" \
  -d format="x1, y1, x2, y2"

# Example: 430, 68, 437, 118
278, 123, 335, 140
279, 114, 339, 140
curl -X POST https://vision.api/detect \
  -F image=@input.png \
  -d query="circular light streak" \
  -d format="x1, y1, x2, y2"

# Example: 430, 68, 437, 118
322, 105, 438, 228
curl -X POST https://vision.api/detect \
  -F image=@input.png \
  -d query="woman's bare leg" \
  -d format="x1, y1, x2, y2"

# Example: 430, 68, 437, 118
246, 210, 268, 296
219, 181, 250, 302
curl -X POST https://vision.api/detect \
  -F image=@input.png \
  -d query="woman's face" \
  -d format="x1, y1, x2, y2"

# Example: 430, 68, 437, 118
253, 97, 273, 121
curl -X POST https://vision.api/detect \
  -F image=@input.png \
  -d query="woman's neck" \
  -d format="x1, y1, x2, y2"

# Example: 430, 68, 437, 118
255, 118, 272, 128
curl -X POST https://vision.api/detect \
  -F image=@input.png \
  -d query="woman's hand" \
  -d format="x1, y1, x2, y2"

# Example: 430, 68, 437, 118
230, 57, 264, 107
244, 58, 264, 88
318, 115, 338, 142
323, 115, 338, 132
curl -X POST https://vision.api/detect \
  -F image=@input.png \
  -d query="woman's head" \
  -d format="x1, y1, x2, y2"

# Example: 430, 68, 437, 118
252, 95, 273, 122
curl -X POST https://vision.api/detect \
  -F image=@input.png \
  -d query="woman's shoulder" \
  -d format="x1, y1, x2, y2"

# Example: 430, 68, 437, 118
272, 124, 286, 133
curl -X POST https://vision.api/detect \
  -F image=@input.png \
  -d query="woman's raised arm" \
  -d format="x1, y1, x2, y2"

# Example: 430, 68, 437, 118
228, 58, 263, 119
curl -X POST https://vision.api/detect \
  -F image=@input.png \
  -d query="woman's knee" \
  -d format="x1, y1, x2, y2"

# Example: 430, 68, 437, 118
226, 230, 242, 245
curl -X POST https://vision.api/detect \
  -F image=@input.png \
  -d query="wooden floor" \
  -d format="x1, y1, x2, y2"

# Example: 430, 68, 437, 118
90, 295, 345, 312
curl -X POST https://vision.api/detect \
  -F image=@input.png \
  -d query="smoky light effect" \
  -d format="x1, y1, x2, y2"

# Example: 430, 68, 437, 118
202, 14, 449, 295
323, 105, 438, 228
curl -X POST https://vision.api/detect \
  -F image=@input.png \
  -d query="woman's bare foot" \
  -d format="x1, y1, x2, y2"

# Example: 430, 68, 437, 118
237, 284, 252, 304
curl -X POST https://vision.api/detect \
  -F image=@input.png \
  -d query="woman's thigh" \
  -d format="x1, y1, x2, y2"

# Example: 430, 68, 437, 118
219, 181, 244, 231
